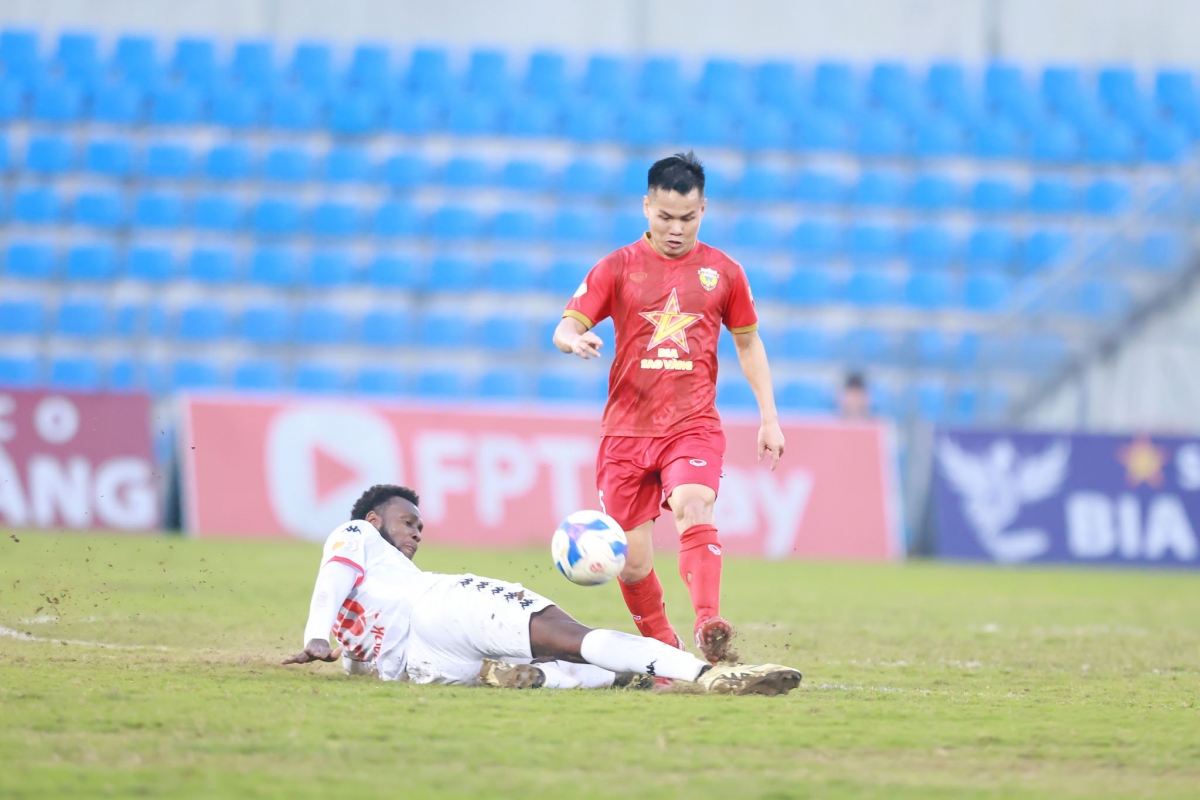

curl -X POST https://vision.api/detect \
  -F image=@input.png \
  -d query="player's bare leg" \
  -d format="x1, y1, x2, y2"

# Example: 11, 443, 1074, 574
616, 520, 684, 649
668, 483, 735, 664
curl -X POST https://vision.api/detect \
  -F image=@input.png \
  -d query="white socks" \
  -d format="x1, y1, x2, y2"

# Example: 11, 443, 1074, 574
536, 660, 617, 689
579, 629, 708, 682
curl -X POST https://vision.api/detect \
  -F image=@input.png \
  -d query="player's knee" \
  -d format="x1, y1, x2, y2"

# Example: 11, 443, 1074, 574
672, 495, 713, 529
619, 554, 653, 583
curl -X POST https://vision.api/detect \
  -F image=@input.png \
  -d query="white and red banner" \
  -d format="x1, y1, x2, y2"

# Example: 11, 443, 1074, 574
180, 396, 902, 561
0, 389, 159, 531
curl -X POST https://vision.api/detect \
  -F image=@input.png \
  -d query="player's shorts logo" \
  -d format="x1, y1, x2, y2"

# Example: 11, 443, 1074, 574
698, 267, 720, 291
708, 544, 722, 556
689, 458, 707, 467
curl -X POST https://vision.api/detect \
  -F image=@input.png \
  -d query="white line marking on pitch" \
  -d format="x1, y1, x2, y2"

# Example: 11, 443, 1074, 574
0, 625, 169, 651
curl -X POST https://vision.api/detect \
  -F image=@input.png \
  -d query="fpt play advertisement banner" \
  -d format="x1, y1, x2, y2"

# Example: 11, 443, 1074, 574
0, 389, 159, 531
180, 396, 902, 561
934, 429, 1200, 566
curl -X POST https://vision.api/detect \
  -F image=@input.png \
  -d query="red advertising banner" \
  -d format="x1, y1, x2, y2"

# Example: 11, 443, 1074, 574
0, 389, 159, 531
181, 396, 902, 561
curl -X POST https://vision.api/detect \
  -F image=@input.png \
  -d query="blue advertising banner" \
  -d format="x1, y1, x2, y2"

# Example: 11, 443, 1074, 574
933, 429, 1200, 566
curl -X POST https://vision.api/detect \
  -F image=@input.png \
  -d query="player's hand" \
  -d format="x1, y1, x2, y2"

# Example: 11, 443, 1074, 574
281, 638, 343, 665
571, 330, 604, 360
758, 420, 785, 471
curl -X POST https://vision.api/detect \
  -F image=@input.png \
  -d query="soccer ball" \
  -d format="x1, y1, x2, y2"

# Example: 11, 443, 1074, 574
551, 510, 628, 586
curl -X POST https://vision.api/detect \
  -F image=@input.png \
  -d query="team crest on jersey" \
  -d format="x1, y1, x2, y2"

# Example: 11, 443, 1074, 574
630, 272, 647, 283
698, 267, 720, 291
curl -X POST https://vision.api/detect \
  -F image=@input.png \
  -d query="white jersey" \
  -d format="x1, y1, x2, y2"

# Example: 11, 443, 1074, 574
319, 520, 443, 680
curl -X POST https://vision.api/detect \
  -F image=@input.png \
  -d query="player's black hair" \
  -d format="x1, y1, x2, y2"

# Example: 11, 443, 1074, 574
844, 371, 867, 391
350, 484, 420, 522
647, 151, 705, 196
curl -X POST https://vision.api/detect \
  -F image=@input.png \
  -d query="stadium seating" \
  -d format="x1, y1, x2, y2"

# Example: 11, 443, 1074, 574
0, 30, 1191, 426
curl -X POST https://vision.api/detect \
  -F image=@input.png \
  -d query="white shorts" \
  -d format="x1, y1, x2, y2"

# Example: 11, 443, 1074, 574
402, 574, 554, 686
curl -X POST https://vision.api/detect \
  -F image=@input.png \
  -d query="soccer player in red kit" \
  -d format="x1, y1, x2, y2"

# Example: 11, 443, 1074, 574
552, 152, 784, 664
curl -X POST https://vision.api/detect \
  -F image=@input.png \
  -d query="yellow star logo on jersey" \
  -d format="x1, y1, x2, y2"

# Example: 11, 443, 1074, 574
639, 288, 704, 353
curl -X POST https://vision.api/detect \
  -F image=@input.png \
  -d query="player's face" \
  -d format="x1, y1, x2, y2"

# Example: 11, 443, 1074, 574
644, 188, 705, 258
370, 498, 424, 560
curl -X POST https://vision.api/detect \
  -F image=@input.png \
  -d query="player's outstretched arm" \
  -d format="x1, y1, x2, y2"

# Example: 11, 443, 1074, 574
552, 317, 604, 360
281, 559, 358, 666
732, 330, 785, 471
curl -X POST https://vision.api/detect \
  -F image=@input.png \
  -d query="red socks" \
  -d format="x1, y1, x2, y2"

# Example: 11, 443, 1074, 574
678, 523, 722, 624
618, 569, 678, 647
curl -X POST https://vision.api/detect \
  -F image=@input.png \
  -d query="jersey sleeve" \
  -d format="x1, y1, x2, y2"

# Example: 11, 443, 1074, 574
722, 260, 759, 334
563, 254, 616, 330
321, 521, 370, 583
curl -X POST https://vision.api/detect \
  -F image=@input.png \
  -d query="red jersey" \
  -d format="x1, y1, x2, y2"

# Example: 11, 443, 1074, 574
563, 234, 758, 438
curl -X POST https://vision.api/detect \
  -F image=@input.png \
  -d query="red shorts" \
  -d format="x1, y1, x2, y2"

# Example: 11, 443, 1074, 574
595, 426, 726, 532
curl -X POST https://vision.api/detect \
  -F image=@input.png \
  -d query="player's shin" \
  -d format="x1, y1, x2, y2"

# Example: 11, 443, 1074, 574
536, 660, 617, 689
579, 629, 708, 682
618, 569, 679, 646
679, 523, 722, 621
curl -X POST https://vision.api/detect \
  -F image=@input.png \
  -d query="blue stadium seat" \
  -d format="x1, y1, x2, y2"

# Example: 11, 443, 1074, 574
66, 243, 116, 281
545, 260, 590, 295
0, 80, 21, 123
844, 327, 896, 364
112, 35, 158, 85
553, 209, 603, 243
478, 315, 531, 352
738, 164, 790, 202
113, 303, 166, 339
0, 297, 44, 335
84, 139, 133, 178
1031, 120, 1081, 162
786, 266, 837, 305
611, 210, 646, 245
290, 41, 333, 92
478, 369, 526, 399
620, 105, 674, 147
187, 246, 237, 284
778, 380, 835, 413
499, 159, 551, 192
755, 61, 803, 111
55, 297, 106, 338
380, 153, 429, 189
504, 96, 558, 137
324, 146, 371, 183
5, 240, 56, 280
1028, 176, 1077, 214
143, 142, 192, 179
535, 370, 604, 404
904, 272, 956, 309
249, 247, 299, 286
49, 356, 100, 391
253, 197, 302, 236
972, 117, 1024, 160
913, 114, 966, 158
127, 244, 175, 282
741, 108, 792, 151
537, 319, 562, 354
732, 217, 781, 250
294, 363, 345, 394
853, 170, 905, 207
194, 193, 244, 231
310, 201, 361, 237
1074, 279, 1130, 318
715, 381, 758, 410
72, 189, 124, 229
964, 272, 1011, 313
869, 61, 920, 117
347, 44, 390, 92
970, 176, 1022, 214
387, 94, 439, 136
1141, 231, 1186, 271
465, 49, 510, 98
1086, 122, 1137, 165
525, 50, 567, 100
368, 254, 422, 290
906, 224, 957, 269
51, 33, 98, 80
492, 209, 540, 242
446, 96, 502, 136
846, 222, 900, 263
360, 310, 413, 347
699, 58, 752, 109
356, 367, 406, 396
426, 256, 478, 292
264, 145, 312, 182
442, 156, 489, 188
308, 249, 358, 286
27, 135, 74, 176
777, 324, 833, 361
268, 87, 320, 131
639, 56, 684, 104
485, 258, 541, 293
233, 360, 285, 391
171, 358, 221, 391
149, 86, 204, 125
330, 91, 385, 135
93, 81, 145, 124
561, 160, 615, 196
680, 104, 734, 147
176, 303, 227, 342
912, 382, 948, 421
844, 270, 898, 307
13, 185, 62, 224
297, 305, 350, 345
205, 143, 253, 181
856, 112, 906, 157
374, 200, 421, 238
0, 29, 40, 82
583, 54, 630, 103
419, 311, 471, 348
0, 355, 39, 387
431, 206, 481, 240
32, 80, 84, 123
1024, 229, 1073, 272
967, 226, 1018, 271
908, 174, 958, 211
230, 39, 275, 89
239, 305, 292, 345
813, 60, 860, 115
1085, 178, 1132, 215
134, 190, 185, 228
415, 369, 466, 398
211, 85, 265, 128
795, 169, 844, 205
789, 220, 841, 258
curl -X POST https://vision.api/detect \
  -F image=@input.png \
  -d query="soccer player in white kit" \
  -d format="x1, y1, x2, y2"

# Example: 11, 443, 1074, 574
283, 485, 803, 695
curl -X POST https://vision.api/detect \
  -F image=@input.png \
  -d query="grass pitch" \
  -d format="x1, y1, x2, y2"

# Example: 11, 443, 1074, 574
1, 531, 1197, 799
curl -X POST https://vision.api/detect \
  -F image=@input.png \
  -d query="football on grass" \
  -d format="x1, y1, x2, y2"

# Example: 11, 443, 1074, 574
551, 510, 627, 586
